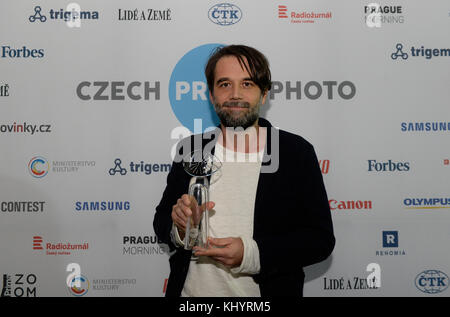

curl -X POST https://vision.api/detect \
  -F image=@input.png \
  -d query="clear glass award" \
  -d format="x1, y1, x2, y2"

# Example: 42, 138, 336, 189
182, 150, 221, 250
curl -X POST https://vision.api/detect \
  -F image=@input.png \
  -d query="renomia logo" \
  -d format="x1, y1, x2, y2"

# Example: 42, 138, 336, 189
376, 230, 406, 257
415, 270, 449, 294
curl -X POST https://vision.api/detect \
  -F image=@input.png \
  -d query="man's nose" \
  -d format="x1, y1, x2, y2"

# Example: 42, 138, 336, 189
230, 85, 242, 99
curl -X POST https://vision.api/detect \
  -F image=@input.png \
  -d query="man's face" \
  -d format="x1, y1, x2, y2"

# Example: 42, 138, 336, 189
209, 56, 267, 129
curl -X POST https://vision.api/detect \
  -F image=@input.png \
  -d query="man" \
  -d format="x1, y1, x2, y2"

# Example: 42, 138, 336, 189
154, 45, 335, 297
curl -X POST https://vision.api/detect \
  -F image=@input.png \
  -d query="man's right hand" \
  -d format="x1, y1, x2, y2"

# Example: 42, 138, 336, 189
171, 194, 215, 240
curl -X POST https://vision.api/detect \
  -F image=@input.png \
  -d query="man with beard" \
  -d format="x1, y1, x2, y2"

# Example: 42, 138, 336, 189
154, 45, 335, 297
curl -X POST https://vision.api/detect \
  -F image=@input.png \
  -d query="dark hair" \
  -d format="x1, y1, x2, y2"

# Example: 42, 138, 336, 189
205, 45, 272, 93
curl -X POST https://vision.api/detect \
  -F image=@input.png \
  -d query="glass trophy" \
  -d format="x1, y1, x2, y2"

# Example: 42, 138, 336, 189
182, 150, 221, 250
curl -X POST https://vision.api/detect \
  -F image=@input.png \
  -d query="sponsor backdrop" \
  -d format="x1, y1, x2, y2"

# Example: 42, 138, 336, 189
0, 0, 449, 297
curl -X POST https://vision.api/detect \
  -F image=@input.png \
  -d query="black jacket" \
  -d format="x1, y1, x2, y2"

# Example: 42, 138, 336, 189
153, 118, 335, 297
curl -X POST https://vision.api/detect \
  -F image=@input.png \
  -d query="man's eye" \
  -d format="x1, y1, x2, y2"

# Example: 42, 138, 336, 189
243, 82, 254, 87
219, 82, 230, 88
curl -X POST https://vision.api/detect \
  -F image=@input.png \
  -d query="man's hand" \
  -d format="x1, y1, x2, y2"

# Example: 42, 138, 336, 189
171, 194, 215, 240
193, 237, 244, 268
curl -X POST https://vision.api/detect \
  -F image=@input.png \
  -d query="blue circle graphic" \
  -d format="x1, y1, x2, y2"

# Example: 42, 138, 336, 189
169, 43, 224, 132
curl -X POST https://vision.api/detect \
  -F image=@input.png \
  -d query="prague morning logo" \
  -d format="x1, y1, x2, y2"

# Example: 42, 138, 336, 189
28, 157, 49, 178
169, 43, 223, 132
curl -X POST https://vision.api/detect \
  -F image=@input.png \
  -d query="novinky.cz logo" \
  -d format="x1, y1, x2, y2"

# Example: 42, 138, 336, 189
0, 122, 51, 135
33, 236, 89, 256
109, 158, 171, 176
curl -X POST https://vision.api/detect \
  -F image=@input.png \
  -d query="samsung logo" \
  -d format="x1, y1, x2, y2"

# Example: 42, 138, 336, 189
401, 122, 450, 132
208, 3, 242, 26
75, 201, 130, 211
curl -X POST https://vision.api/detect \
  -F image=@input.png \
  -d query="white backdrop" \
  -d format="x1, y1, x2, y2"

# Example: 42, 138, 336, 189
1, 0, 449, 297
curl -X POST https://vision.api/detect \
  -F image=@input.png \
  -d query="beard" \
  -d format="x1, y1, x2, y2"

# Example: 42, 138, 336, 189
213, 98, 261, 130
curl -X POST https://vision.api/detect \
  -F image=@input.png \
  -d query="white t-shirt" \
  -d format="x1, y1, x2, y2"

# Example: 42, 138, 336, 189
175, 141, 264, 297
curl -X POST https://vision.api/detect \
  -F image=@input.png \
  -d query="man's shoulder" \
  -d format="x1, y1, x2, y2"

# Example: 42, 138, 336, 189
277, 128, 314, 152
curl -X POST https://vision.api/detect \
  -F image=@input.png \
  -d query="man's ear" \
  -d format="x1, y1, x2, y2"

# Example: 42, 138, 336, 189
209, 90, 214, 104
261, 90, 268, 105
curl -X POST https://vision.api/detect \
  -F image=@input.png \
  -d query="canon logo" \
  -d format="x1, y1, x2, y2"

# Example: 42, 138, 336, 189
368, 160, 410, 172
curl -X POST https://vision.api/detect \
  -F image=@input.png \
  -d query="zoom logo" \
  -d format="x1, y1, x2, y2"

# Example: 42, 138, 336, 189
28, 157, 49, 178
169, 43, 223, 132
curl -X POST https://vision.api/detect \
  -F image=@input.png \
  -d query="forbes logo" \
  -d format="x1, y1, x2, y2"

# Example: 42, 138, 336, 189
368, 160, 410, 172
415, 270, 449, 294
1, 46, 44, 59
208, 3, 242, 26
